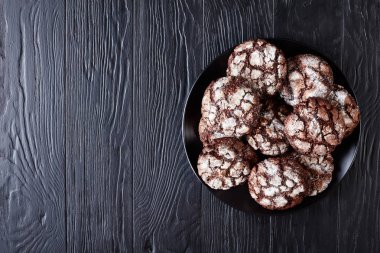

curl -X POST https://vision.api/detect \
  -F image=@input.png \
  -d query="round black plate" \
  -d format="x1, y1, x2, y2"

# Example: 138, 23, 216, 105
182, 39, 360, 214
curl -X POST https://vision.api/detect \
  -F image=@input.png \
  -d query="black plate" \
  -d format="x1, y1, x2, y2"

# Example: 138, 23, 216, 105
182, 39, 361, 214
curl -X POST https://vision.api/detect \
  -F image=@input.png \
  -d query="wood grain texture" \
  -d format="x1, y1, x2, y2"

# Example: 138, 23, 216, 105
65, 0, 133, 252
337, 0, 380, 252
0, 0, 379, 252
269, 1, 345, 252
201, 1, 274, 252
132, 0, 203, 252
274, 0, 344, 61
1, 0, 66, 252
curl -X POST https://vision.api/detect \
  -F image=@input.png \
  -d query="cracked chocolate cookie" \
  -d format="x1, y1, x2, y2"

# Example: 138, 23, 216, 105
227, 39, 287, 96
247, 98, 292, 156
199, 76, 262, 144
281, 54, 334, 106
248, 157, 309, 210
284, 98, 346, 156
329, 84, 360, 136
197, 138, 259, 190
290, 152, 334, 196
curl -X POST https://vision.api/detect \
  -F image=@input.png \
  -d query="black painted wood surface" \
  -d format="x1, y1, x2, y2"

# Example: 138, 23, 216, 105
0, 0, 379, 252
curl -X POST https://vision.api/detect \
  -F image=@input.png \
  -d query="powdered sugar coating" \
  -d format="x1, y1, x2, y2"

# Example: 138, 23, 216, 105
247, 99, 292, 156
227, 39, 287, 95
284, 98, 346, 156
197, 138, 259, 190
248, 157, 309, 210
290, 152, 334, 196
199, 77, 261, 144
281, 54, 334, 106
329, 84, 360, 136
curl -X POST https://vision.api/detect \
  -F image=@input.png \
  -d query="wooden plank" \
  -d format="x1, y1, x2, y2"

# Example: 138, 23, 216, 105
0, 0, 66, 252
270, 1, 345, 252
274, 0, 344, 60
65, 0, 133, 252
201, 1, 274, 252
337, 0, 380, 252
132, 0, 203, 252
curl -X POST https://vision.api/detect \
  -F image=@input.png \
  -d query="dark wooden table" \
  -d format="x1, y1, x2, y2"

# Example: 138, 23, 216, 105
0, 0, 379, 252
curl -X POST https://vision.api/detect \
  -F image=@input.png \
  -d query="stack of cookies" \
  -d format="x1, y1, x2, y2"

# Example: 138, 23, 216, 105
197, 39, 360, 210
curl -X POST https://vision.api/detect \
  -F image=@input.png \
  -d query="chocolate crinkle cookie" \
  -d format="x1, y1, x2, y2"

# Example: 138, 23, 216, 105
227, 39, 287, 96
248, 157, 309, 210
197, 138, 259, 190
329, 84, 360, 137
247, 98, 292, 156
281, 54, 334, 106
290, 152, 334, 196
199, 76, 261, 144
284, 98, 345, 156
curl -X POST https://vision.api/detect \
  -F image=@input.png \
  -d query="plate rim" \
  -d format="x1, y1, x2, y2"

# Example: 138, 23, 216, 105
182, 38, 362, 215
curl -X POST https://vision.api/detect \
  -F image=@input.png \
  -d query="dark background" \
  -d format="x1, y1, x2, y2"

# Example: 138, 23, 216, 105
0, 0, 378, 252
